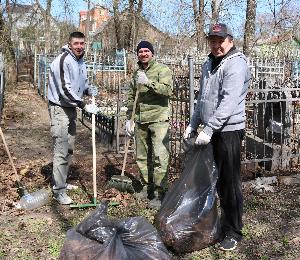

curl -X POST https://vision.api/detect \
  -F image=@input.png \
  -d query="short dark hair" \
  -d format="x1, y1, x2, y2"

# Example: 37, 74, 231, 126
69, 31, 85, 41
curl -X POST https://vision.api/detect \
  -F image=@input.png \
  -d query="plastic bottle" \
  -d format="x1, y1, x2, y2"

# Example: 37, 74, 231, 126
15, 188, 50, 210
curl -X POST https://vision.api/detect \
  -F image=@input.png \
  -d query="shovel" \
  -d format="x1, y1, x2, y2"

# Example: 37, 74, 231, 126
107, 89, 139, 193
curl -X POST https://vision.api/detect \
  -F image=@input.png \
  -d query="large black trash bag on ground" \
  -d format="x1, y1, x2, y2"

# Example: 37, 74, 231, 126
155, 139, 221, 253
59, 202, 171, 260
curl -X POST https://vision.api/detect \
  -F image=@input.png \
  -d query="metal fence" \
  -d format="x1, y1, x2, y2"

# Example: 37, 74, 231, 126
36, 55, 52, 97
166, 55, 300, 176
32, 49, 300, 175
34, 50, 127, 149
243, 76, 300, 173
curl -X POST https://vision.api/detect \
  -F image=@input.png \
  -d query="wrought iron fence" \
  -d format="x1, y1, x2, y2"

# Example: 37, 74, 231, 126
243, 77, 300, 173
167, 55, 300, 176
33, 50, 127, 148
32, 49, 300, 175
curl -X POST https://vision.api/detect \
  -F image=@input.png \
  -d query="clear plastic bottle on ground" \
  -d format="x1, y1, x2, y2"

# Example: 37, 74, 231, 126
15, 188, 50, 210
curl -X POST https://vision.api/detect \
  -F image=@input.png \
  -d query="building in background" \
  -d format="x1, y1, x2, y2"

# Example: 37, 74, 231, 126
79, 5, 110, 38
93, 11, 177, 54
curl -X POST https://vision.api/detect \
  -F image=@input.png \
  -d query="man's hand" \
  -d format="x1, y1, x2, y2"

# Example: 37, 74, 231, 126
184, 125, 195, 139
195, 131, 211, 145
84, 103, 99, 114
125, 120, 135, 136
87, 85, 98, 96
136, 71, 149, 85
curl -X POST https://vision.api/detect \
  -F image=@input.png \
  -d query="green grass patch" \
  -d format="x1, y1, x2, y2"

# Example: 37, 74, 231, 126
0, 250, 7, 257
282, 235, 289, 246
241, 224, 252, 240
48, 235, 64, 258
26, 218, 49, 235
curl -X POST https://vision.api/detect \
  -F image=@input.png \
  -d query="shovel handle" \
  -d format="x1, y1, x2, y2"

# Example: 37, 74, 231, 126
121, 89, 139, 177
0, 127, 20, 182
121, 137, 130, 177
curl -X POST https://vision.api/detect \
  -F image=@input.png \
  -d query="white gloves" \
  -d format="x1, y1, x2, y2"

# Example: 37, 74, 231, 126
84, 103, 99, 114
87, 85, 98, 96
184, 125, 195, 139
195, 131, 211, 145
136, 71, 149, 85
125, 120, 135, 136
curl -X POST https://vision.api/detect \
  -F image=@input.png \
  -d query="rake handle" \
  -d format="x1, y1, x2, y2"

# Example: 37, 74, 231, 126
92, 97, 97, 200
0, 127, 20, 182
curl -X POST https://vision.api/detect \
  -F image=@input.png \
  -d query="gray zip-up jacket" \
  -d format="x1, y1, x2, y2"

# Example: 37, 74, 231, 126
190, 51, 251, 137
48, 45, 88, 108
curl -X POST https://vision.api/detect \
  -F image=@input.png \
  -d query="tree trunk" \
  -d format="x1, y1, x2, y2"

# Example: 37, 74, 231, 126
132, 0, 143, 51
1, 1, 17, 85
192, 0, 205, 52
35, 0, 53, 54
243, 0, 257, 56
45, 0, 52, 54
211, 0, 218, 23
113, 0, 122, 49
126, 0, 135, 50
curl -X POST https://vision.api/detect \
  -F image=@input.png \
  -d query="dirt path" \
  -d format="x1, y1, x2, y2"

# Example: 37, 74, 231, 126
0, 82, 299, 259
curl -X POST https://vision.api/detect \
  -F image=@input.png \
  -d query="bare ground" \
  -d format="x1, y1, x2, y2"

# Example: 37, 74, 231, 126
0, 82, 299, 260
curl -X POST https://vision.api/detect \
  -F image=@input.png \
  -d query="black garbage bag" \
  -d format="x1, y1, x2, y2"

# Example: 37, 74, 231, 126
59, 202, 171, 260
155, 138, 221, 253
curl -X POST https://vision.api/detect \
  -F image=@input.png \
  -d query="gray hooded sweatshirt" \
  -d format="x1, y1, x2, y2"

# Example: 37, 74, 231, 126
48, 45, 88, 108
191, 50, 251, 137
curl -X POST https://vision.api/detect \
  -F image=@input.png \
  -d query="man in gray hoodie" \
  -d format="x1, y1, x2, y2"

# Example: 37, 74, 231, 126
48, 31, 99, 205
184, 23, 251, 250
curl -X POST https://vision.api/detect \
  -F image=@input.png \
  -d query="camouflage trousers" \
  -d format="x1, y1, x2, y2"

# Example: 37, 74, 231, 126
135, 121, 170, 191
48, 104, 77, 194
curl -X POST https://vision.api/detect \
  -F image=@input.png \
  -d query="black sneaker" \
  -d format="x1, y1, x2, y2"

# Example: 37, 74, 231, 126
219, 236, 238, 251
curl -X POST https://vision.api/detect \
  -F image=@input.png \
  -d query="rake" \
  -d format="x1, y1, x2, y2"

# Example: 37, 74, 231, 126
107, 90, 139, 193
70, 97, 98, 208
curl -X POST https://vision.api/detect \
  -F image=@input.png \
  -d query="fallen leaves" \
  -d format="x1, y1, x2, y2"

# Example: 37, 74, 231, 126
101, 188, 133, 207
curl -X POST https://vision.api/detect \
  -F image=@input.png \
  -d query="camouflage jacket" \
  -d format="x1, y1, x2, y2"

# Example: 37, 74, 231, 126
127, 58, 173, 124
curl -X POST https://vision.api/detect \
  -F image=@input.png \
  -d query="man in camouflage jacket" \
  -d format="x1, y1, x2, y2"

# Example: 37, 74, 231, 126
126, 41, 173, 208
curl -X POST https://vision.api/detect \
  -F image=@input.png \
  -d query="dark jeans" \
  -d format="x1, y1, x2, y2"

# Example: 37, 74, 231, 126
211, 130, 244, 241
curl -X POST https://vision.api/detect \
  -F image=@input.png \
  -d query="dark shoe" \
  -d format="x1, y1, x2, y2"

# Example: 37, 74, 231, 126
219, 236, 238, 251
54, 192, 73, 205
134, 186, 148, 200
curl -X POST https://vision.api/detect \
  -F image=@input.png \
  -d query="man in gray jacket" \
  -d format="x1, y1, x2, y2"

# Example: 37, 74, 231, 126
184, 23, 251, 250
48, 31, 99, 204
